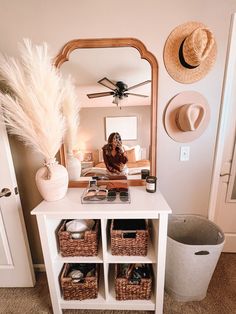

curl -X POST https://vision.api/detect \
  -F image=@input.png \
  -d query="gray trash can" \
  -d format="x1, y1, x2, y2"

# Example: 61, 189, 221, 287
165, 215, 225, 302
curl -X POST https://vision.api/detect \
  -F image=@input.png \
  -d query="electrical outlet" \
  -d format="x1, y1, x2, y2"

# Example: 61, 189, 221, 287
180, 146, 190, 161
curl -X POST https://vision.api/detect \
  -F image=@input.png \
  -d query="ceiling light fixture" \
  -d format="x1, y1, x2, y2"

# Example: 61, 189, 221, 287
112, 95, 123, 107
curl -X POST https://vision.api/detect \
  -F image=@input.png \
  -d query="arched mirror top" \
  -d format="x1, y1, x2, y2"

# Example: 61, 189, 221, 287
55, 38, 158, 187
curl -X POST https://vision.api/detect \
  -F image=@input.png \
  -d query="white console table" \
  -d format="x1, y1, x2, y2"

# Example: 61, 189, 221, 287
31, 186, 172, 314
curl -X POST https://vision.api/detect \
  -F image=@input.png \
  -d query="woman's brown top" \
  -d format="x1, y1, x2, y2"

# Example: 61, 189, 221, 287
102, 144, 128, 174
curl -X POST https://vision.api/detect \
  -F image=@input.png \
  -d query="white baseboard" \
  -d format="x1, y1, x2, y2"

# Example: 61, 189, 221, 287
33, 264, 46, 272
223, 233, 236, 252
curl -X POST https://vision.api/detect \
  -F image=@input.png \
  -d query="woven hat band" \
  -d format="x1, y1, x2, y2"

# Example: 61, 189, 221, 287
183, 27, 215, 67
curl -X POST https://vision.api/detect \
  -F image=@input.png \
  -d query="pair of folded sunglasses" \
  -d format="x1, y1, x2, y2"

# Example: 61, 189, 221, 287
83, 187, 108, 201
107, 189, 129, 202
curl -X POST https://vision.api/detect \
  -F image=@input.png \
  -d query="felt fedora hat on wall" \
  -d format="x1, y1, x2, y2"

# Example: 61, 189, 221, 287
164, 91, 210, 142
163, 21, 217, 83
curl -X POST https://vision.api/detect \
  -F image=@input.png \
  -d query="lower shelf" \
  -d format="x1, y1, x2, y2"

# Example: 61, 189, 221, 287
60, 295, 155, 311
60, 264, 155, 311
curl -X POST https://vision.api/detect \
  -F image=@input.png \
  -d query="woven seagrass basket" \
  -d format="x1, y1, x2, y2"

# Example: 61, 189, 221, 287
58, 220, 99, 257
110, 219, 149, 256
60, 263, 99, 300
115, 264, 152, 300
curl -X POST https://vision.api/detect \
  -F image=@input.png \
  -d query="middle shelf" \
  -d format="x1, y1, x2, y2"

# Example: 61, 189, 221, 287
52, 218, 158, 264
54, 238, 156, 264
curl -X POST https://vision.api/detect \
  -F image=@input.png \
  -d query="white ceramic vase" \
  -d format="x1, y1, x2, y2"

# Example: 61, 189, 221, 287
67, 153, 81, 181
35, 158, 69, 201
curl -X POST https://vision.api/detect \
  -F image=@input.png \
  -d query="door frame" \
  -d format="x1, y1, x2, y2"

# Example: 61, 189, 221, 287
209, 13, 236, 220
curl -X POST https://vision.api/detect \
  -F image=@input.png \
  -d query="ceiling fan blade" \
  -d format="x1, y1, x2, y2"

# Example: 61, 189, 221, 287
125, 93, 149, 98
87, 91, 114, 99
98, 77, 117, 90
127, 80, 151, 91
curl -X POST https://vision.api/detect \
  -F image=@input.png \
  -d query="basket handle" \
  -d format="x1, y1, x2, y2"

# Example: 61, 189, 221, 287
194, 250, 209, 255
122, 231, 137, 239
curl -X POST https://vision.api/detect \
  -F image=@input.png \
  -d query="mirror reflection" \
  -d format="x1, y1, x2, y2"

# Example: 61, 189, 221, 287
59, 46, 152, 181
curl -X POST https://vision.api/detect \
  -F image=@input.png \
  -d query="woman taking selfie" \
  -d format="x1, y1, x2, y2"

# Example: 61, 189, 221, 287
102, 132, 128, 175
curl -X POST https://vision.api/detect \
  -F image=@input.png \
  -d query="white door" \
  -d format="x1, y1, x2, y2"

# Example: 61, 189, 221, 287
0, 113, 35, 287
209, 13, 236, 252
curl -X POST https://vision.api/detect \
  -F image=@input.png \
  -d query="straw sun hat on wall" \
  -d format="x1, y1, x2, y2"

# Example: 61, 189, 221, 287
163, 21, 217, 83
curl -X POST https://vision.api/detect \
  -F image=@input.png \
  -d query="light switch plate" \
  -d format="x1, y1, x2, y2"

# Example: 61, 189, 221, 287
180, 146, 190, 161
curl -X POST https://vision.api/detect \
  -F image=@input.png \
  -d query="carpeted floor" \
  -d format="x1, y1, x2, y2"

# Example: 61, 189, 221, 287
0, 253, 235, 314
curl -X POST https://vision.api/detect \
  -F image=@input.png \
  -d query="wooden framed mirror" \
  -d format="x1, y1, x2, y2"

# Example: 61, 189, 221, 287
54, 38, 158, 187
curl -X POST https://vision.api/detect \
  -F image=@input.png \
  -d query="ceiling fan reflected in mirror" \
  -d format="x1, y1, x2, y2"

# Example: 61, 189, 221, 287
87, 77, 151, 106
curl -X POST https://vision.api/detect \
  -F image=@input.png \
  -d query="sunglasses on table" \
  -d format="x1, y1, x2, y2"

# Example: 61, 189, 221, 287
107, 189, 129, 202
83, 187, 108, 201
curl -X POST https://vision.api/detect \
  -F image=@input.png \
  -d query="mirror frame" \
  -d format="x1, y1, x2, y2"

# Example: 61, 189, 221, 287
54, 38, 158, 187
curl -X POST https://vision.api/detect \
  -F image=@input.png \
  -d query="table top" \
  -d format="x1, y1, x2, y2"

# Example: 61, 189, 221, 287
31, 186, 172, 219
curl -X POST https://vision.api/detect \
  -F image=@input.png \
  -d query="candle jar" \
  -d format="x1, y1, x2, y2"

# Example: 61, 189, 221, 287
146, 176, 157, 193
141, 169, 150, 180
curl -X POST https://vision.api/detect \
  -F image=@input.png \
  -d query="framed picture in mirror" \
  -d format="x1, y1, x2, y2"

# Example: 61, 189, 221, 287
105, 116, 137, 141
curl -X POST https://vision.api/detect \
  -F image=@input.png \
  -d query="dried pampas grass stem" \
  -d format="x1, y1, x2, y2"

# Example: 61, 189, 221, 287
0, 39, 65, 160
62, 75, 80, 153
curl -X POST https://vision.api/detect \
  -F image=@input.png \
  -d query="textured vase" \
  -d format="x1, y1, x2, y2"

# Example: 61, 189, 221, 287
67, 154, 81, 181
35, 158, 69, 201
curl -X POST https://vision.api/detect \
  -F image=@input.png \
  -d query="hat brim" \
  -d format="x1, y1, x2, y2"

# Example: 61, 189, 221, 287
164, 91, 210, 142
163, 21, 217, 84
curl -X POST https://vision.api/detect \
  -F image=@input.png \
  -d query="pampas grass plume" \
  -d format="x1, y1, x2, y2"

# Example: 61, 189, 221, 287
62, 75, 80, 153
0, 39, 65, 160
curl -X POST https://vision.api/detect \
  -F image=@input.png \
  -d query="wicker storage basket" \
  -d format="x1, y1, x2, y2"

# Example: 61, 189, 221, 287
110, 219, 149, 256
60, 263, 99, 300
115, 264, 152, 300
58, 220, 99, 257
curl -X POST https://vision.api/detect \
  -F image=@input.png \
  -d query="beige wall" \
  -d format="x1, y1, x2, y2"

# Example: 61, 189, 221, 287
1, 0, 236, 264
